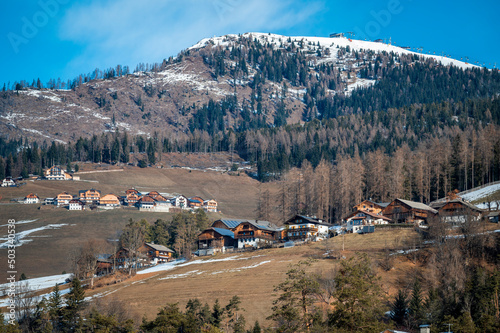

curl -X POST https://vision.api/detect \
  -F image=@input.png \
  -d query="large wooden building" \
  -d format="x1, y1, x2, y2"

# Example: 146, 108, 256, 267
198, 227, 235, 254
234, 221, 277, 249
432, 199, 484, 224
382, 199, 437, 224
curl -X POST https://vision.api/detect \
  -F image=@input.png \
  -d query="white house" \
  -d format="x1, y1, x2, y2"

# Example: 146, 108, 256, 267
344, 210, 390, 233
203, 199, 218, 213
23, 193, 40, 204
1, 177, 17, 187
138, 196, 155, 210
170, 195, 188, 209
284, 215, 332, 241
68, 199, 84, 210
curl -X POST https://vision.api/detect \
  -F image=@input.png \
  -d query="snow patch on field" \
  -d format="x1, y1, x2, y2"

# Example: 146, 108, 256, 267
0, 219, 38, 228
0, 224, 68, 249
0, 273, 72, 297
460, 183, 500, 209
137, 255, 266, 275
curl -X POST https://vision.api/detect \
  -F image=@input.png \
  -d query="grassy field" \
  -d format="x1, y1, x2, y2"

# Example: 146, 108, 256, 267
82, 229, 421, 327
0, 166, 262, 279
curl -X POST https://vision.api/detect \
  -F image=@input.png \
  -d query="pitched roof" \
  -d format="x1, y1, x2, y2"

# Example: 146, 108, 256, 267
139, 195, 155, 203
285, 215, 333, 226
439, 199, 484, 212
213, 219, 277, 230
145, 243, 175, 253
212, 227, 235, 239
396, 199, 438, 214
344, 210, 392, 221
213, 219, 248, 229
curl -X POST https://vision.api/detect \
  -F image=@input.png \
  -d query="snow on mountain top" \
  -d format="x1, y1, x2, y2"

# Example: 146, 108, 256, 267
190, 32, 479, 70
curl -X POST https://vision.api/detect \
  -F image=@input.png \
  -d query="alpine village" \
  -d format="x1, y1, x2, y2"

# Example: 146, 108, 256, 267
1, 29, 500, 333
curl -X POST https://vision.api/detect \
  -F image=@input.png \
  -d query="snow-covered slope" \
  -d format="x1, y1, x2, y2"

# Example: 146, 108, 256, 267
191, 32, 478, 70
460, 182, 500, 209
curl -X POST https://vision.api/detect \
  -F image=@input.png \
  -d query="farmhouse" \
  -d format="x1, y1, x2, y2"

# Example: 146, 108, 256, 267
1, 177, 17, 187
344, 210, 391, 233
188, 196, 204, 209
79, 189, 101, 205
198, 228, 235, 254
100, 194, 121, 207
68, 199, 84, 210
435, 199, 484, 224
382, 198, 437, 224
44, 166, 73, 180
284, 215, 332, 241
142, 243, 175, 264
55, 192, 73, 206
23, 193, 40, 204
233, 221, 277, 249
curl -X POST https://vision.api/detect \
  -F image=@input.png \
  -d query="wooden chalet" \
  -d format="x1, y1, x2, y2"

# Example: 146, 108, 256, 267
233, 221, 277, 249
382, 199, 437, 224
284, 215, 332, 241
44, 166, 73, 180
188, 196, 204, 209
79, 189, 101, 204
352, 200, 388, 214
23, 193, 40, 204
55, 192, 73, 206
198, 227, 235, 254
142, 243, 174, 264
125, 192, 142, 206
435, 199, 484, 224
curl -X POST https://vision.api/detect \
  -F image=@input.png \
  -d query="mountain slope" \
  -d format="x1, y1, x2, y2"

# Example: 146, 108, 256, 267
0, 33, 493, 143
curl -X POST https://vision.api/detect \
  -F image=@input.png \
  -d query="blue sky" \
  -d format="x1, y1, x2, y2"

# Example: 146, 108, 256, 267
1, 0, 499, 88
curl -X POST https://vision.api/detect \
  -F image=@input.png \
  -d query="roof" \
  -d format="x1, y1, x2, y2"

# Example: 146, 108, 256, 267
212, 228, 235, 239
487, 211, 500, 217
213, 219, 277, 230
188, 199, 202, 204
395, 199, 438, 214
25, 193, 39, 199
69, 199, 83, 204
145, 243, 174, 253
139, 195, 155, 202
213, 219, 248, 229
439, 199, 484, 212
285, 215, 333, 226
344, 210, 392, 221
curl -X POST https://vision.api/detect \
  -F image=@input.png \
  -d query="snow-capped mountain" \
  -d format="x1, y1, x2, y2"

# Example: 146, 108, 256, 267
0, 33, 486, 143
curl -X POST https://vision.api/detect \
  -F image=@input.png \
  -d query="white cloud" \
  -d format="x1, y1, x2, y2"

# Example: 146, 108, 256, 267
59, 0, 323, 76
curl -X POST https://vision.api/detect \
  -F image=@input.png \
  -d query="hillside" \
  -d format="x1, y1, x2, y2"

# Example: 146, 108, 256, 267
0, 33, 493, 144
